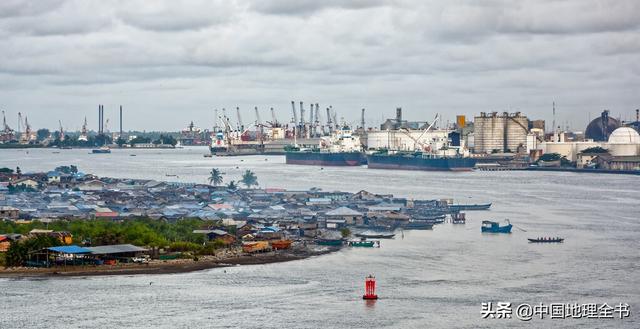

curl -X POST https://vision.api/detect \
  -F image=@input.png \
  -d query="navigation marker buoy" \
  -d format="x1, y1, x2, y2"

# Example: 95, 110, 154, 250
362, 275, 378, 300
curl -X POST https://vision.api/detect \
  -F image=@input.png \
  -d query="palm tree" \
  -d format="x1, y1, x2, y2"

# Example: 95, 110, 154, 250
241, 170, 258, 188
227, 180, 237, 191
208, 168, 223, 186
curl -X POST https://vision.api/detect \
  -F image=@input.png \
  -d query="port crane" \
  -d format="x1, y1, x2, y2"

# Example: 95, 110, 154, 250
268, 107, 281, 128
299, 101, 307, 138
254, 106, 264, 143
58, 120, 65, 140
1, 110, 14, 133
236, 107, 243, 131
400, 114, 439, 152
314, 103, 320, 137
78, 117, 89, 142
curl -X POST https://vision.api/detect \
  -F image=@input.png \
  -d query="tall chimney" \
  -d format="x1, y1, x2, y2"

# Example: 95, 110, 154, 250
601, 110, 609, 139
98, 105, 101, 134
396, 107, 402, 122
119, 105, 123, 137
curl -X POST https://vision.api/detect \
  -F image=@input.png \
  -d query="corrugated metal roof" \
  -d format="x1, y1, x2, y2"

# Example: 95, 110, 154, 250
47, 245, 92, 254
326, 206, 363, 216
86, 244, 147, 254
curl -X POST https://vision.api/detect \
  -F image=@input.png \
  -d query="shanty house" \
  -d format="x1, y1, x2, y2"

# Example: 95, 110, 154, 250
325, 206, 364, 225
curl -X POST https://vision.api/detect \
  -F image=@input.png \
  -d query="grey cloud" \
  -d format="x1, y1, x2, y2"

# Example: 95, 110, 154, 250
116, 0, 235, 32
0, 0, 64, 18
249, 0, 393, 15
0, 0, 638, 131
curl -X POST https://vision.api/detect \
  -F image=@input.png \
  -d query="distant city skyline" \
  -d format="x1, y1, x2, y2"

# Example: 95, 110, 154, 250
1, 0, 639, 131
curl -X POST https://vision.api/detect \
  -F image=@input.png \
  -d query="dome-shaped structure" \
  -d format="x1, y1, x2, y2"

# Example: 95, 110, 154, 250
608, 127, 640, 144
585, 110, 620, 141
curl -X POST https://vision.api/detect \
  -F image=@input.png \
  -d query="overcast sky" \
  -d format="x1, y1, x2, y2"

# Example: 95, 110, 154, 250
1, 0, 639, 132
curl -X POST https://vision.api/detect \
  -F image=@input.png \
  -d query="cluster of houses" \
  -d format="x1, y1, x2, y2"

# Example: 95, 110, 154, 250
0, 167, 447, 231
0, 168, 456, 260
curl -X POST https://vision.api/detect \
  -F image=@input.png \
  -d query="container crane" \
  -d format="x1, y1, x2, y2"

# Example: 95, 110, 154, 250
326, 107, 332, 134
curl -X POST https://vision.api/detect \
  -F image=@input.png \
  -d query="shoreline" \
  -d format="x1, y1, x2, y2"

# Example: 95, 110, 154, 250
0, 248, 337, 279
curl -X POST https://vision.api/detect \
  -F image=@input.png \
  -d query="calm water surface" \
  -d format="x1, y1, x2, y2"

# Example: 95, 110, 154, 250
0, 147, 638, 328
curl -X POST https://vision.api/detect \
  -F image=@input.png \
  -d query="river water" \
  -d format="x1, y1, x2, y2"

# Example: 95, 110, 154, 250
0, 147, 638, 328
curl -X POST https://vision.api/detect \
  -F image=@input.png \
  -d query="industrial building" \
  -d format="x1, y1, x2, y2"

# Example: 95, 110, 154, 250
473, 112, 529, 154
542, 126, 640, 162
380, 108, 429, 130
584, 110, 620, 141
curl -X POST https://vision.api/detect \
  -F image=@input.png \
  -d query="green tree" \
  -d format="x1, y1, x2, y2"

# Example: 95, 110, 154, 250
227, 180, 237, 190
208, 168, 223, 186
340, 228, 351, 239
581, 146, 609, 154
36, 128, 50, 142
0, 167, 13, 174
129, 136, 151, 146
538, 153, 561, 162
116, 137, 127, 147
241, 170, 258, 188
5, 235, 62, 267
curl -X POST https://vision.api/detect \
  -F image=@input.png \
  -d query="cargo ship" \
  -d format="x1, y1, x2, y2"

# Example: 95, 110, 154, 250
367, 152, 476, 171
286, 127, 365, 166
210, 130, 263, 156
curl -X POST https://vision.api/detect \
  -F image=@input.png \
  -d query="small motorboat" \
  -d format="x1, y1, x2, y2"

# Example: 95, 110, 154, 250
528, 237, 564, 243
91, 146, 111, 154
403, 220, 434, 230
449, 203, 491, 211
481, 220, 512, 233
316, 239, 343, 246
348, 238, 379, 248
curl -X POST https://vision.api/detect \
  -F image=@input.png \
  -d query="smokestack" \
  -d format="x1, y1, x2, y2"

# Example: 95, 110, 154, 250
396, 107, 402, 122
601, 110, 609, 139
119, 105, 123, 137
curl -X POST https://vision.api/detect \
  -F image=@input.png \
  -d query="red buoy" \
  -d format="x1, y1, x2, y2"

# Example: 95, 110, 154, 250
362, 275, 378, 300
